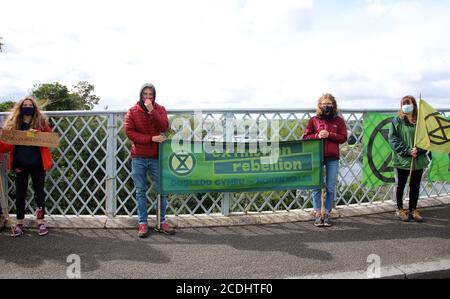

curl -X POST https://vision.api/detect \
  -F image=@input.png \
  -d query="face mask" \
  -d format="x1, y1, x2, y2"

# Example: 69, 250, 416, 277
321, 106, 333, 114
21, 107, 35, 116
402, 104, 414, 114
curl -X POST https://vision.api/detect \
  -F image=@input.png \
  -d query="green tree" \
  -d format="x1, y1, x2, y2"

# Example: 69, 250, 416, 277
0, 101, 15, 112
31, 81, 100, 111
72, 81, 101, 110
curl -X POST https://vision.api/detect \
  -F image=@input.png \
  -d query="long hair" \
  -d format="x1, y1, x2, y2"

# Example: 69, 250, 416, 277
2, 96, 47, 130
398, 95, 418, 121
315, 93, 339, 118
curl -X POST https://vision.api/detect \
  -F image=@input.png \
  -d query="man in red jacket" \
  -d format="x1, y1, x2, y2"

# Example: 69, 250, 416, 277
124, 83, 175, 237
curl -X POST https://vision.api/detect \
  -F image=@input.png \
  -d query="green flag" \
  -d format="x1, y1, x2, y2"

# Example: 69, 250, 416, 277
362, 112, 397, 187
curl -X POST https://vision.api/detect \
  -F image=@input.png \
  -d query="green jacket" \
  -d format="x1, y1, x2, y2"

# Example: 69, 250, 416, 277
388, 117, 428, 170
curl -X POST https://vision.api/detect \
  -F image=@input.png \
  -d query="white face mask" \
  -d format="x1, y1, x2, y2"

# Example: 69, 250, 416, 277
402, 104, 414, 114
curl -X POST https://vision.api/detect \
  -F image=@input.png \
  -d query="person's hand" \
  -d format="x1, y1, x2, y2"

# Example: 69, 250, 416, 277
411, 147, 418, 158
318, 130, 329, 139
144, 99, 153, 112
152, 135, 166, 143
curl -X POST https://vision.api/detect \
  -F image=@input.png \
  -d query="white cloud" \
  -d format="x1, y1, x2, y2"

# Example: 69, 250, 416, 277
0, 0, 449, 110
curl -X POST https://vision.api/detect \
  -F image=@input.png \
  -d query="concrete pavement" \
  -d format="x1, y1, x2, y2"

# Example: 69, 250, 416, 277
1, 205, 449, 279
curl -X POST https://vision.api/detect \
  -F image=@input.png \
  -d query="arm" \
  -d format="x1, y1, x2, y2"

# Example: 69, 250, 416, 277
149, 105, 169, 133
0, 140, 13, 153
302, 119, 318, 140
42, 121, 53, 133
388, 120, 411, 157
124, 110, 153, 145
328, 118, 348, 144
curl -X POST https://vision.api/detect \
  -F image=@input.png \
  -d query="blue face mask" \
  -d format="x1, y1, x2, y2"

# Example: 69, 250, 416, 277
402, 104, 414, 114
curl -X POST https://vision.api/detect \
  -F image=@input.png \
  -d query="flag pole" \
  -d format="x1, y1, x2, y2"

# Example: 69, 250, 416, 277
321, 188, 325, 221
157, 194, 161, 230
319, 132, 326, 221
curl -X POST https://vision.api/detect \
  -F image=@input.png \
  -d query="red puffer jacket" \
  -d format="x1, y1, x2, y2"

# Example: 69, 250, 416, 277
124, 101, 169, 159
303, 116, 348, 160
0, 123, 53, 171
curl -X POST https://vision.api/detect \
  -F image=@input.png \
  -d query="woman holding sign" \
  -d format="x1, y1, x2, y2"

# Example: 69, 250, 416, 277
0, 96, 52, 237
124, 83, 175, 238
388, 96, 428, 222
303, 93, 347, 227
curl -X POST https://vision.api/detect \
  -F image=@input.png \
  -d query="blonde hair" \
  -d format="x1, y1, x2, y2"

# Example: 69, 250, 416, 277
315, 93, 339, 117
2, 96, 48, 130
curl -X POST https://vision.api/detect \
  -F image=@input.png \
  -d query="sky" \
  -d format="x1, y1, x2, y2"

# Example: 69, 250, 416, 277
1, 0, 450, 110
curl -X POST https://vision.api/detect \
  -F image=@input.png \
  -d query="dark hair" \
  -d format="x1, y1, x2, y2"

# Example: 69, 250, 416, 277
398, 95, 418, 121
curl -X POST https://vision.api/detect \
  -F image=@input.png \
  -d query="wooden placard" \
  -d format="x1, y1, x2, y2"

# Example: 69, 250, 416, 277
0, 129, 60, 148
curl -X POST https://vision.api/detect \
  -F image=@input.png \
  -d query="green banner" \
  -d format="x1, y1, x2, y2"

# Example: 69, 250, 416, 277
429, 152, 450, 182
363, 113, 450, 185
363, 113, 397, 187
427, 116, 450, 182
159, 140, 323, 194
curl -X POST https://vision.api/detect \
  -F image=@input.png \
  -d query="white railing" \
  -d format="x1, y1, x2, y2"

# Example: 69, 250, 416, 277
1, 108, 449, 217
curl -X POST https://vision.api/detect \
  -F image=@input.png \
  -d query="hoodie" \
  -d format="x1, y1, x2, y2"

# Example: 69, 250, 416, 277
124, 83, 169, 159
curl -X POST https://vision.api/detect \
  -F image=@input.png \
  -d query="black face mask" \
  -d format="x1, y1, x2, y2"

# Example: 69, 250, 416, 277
321, 106, 334, 115
21, 107, 35, 116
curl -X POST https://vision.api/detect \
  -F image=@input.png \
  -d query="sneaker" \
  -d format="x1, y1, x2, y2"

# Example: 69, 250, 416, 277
397, 209, 410, 222
154, 222, 176, 235
138, 223, 148, 238
410, 209, 423, 222
11, 224, 24, 238
37, 223, 48, 236
323, 213, 332, 227
314, 214, 324, 227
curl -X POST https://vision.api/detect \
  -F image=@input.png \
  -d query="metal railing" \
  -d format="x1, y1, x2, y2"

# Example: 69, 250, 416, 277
1, 108, 449, 217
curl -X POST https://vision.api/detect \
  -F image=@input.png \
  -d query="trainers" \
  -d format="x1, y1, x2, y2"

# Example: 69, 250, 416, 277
323, 213, 332, 227
314, 214, 324, 227
11, 224, 24, 238
138, 223, 148, 238
410, 209, 423, 222
37, 223, 48, 236
397, 209, 410, 222
154, 222, 176, 235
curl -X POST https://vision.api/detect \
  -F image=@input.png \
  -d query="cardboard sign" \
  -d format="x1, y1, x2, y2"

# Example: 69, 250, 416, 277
0, 129, 60, 148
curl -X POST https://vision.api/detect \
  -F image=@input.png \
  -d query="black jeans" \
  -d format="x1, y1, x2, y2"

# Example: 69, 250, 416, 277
395, 168, 423, 211
15, 165, 46, 220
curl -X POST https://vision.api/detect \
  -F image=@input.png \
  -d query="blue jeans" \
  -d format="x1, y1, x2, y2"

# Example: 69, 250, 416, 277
312, 159, 339, 213
131, 158, 168, 225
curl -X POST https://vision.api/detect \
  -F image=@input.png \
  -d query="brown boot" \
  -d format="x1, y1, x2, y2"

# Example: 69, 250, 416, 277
397, 209, 410, 222
410, 209, 423, 222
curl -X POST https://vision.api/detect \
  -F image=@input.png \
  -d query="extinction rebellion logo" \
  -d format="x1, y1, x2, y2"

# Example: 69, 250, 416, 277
425, 112, 450, 146
367, 117, 395, 184
169, 151, 196, 176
